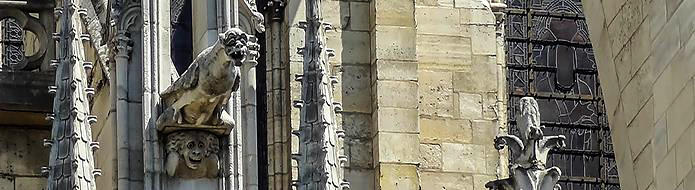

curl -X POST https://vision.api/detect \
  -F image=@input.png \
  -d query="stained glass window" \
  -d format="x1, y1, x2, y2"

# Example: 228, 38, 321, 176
504, 0, 620, 189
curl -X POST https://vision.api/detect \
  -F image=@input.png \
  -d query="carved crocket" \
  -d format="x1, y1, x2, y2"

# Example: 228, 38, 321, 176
487, 97, 566, 190
156, 28, 247, 128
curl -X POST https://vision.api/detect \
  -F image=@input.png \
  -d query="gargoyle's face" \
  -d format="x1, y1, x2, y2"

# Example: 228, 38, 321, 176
182, 138, 206, 169
167, 131, 220, 170
222, 28, 248, 62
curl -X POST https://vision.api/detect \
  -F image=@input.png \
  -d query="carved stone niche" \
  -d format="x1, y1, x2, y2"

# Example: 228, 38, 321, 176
165, 130, 220, 178
156, 28, 248, 135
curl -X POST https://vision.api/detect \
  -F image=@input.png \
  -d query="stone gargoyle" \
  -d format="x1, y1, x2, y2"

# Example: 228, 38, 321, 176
165, 131, 220, 178
156, 28, 248, 131
486, 97, 566, 190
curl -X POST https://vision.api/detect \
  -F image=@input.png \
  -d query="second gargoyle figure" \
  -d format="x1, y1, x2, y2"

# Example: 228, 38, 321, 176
156, 28, 247, 128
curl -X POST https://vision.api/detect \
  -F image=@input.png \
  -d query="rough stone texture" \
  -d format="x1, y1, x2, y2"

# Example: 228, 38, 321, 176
582, 0, 695, 189
0, 128, 49, 189
419, 144, 443, 169
413, 0, 507, 188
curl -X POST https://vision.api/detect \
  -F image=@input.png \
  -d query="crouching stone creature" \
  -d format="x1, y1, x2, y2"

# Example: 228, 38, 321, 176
156, 28, 247, 129
165, 131, 220, 178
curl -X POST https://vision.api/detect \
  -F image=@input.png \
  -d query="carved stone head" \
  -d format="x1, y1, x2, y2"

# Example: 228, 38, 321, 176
165, 131, 220, 178
221, 28, 248, 63
517, 97, 543, 140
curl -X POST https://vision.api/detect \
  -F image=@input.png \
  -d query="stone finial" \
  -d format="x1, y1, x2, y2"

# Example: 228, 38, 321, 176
486, 97, 566, 190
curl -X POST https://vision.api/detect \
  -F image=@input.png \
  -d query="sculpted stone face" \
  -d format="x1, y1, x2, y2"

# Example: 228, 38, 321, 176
222, 28, 248, 62
166, 131, 220, 178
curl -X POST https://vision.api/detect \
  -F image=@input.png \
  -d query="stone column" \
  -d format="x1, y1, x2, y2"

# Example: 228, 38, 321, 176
370, 0, 421, 189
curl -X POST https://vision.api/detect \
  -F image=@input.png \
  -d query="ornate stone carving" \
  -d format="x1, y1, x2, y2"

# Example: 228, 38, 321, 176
486, 97, 566, 190
165, 131, 221, 178
0, 8, 49, 71
156, 28, 248, 134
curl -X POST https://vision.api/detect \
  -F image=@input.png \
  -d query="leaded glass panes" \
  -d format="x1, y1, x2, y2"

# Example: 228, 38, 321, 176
504, 0, 620, 189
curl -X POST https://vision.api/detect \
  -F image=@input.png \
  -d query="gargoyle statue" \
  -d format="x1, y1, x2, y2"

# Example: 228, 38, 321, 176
165, 131, 220, 178
486, 97, 566, 190
156, 28, 247, 129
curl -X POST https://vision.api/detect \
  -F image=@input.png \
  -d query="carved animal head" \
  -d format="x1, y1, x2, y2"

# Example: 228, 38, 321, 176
517, 97, 543, 140
166, 131, 220, 170
221, 28, 248, 63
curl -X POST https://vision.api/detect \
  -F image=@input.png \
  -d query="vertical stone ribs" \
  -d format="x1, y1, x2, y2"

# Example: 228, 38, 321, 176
46, 0, 99, 189
295, 0, 347, 189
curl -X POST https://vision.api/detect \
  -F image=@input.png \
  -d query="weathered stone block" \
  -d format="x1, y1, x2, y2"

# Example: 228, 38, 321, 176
374, 60, 418, 81
473, 175, 497, 190
472, 120, 496, 145
419, 144, 442, 169
415, 7, 461, 36
416, 34, 472, 66
346, 169, 375, 190
420, 118, 472, 144
15, 177, 46, 190
627, 98, 654, 158
653, 65, 673, 120
340, 64, 373, 113
376, 80, 418, 109
420, 172, 473, 190
322, 0, 349, 30
326, 31, 371, 64
346, 138, 373, 169
666, 84, 694, 149
377, 164, 419, 190
376, 133, 420, 164
454, 0, 487, 9
653, 116, 669, 163
453, 59, 497, 93
458, 93, 483, 119
442, 143, 486, 173
0, 177, 12, 190
468, 9, 495, 25
633, 145, 654, 190
470, 25, 496, 55
373, 26, 417, 61
342, 112, 373, 139
374, 0, 416, 27
675, 131, 693, 183
419, 70, 454, 117
350, 2, 370, 31
655, 150, 677, 190
376, 108, 419, 133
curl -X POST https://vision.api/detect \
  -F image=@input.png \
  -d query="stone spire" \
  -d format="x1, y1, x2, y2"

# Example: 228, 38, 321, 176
45, 0, 100, 189
486, 97, 566, 190
294, 0, 348, 189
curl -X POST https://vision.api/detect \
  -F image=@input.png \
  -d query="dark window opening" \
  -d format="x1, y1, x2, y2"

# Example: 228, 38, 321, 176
505, 0, 620, 189
171, 0, 193, 74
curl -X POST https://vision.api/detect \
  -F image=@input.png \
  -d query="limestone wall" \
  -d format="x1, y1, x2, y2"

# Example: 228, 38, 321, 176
286, 0, 375, 189
414, 0, 508, 189
286, 0, 506, 189
582, 0, 695, 189
0, 127, 50, 190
